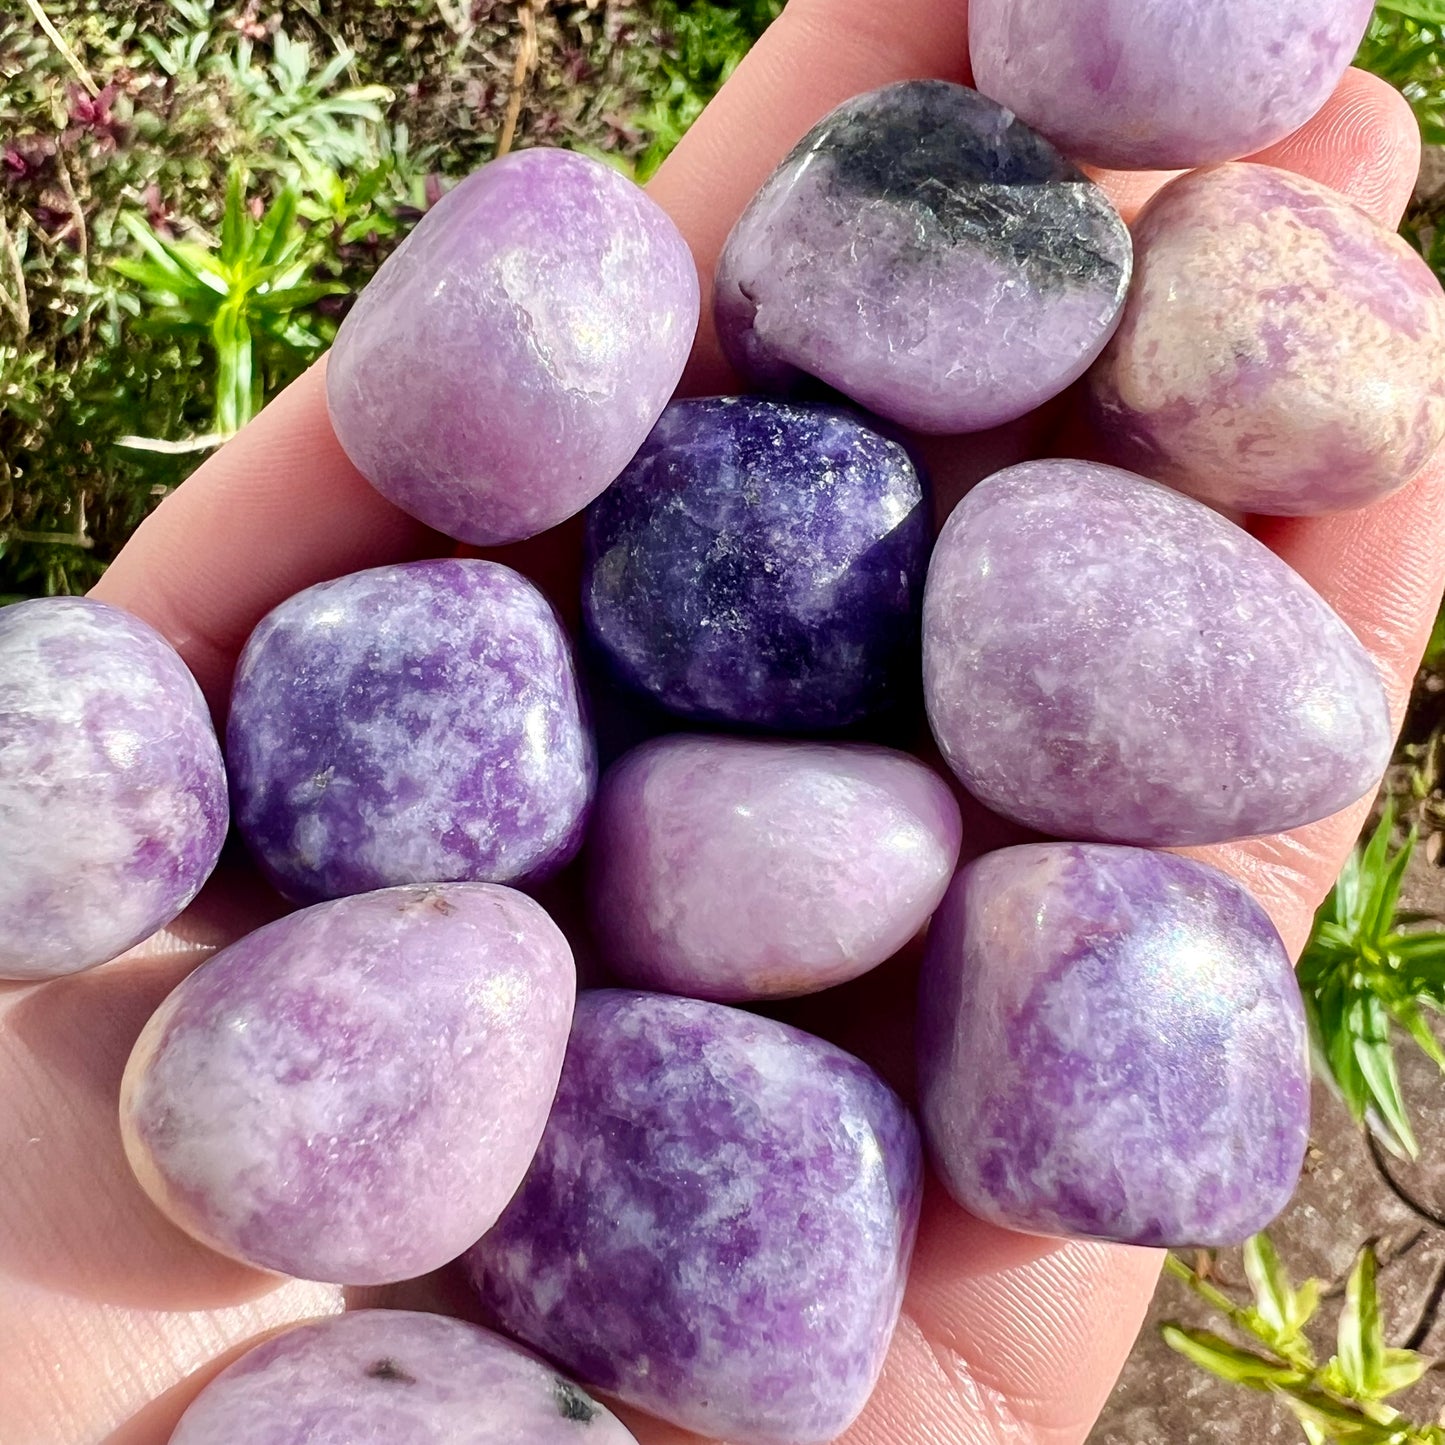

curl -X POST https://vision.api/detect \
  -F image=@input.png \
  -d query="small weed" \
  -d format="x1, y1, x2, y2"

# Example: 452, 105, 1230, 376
1165, 1235, 1440, 1443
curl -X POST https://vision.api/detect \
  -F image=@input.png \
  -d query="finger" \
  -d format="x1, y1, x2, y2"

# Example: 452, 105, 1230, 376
1089, 67, 1421, 227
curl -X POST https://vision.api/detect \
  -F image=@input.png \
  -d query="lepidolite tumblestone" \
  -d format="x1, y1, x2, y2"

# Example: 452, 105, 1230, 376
121, 883, 575, 1284
918, 844, 1311, 1247
588, 736, 962, 1000
970, 0, 1375, 171
714, 80, 1132, 434
466, 991, 923, 1445
0, 598, 227, 980
922, 460, 1392, 846
168, 1311, 637, 1445
583, 398, 929, 731
228, 559, 594, 904
1089, 164, 1445, 516
327, 147, 699, 545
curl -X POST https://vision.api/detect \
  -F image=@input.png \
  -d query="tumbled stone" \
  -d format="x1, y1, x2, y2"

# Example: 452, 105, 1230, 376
588, 736, 961, 1000
466, 991, 923, 1445
918, 843, 1311, 1247
228, 559, 594, 904
168, 1310, 637, 1445
970, 0, 1376, 170
583, 398, 929, 731
328, 147, 699, 545
714, 80, 1132, 433
922, 460, 1393, 846
0, 598, 227, 980
121, 883, 575, 1284
1090, 164, 1445, 515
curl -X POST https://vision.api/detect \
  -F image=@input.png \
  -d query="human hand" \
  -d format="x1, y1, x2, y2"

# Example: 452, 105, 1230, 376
3, 2, 1440, 1441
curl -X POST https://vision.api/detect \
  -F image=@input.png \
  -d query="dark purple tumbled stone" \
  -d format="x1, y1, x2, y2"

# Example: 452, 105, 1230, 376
228, 559, 594, 904
581, 398, 929, 732
715, 81, 1132, 433
918, 844, 1311, 1248
466, 990, 923, 1445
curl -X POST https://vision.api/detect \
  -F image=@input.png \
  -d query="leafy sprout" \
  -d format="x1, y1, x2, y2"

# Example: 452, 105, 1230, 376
1298, 804, 1445, 1160
1165, 1236, 1439, 1444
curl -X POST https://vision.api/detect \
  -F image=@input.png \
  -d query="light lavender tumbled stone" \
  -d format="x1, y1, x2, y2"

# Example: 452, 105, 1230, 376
467, 991, 923, 1445
228, 559, 594, 905
587, 736, 962, 1000
970, 0, 1376, 170
168, 1310, 637, 1445
327, 147, 699, 545
0, 597, 227, 981
1090, 164, 1445, 516
121, 883, 574, 1284
922, 460, 1393, 846
918, 844, 1311, 1247
714, 81, 1132, 433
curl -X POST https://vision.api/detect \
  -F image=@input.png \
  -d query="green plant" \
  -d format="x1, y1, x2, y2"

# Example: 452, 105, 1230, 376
634, 0, 783, 179
1299, 805, 1445, 1160
1359, 6, 1445, 145
1165, 1236, 1439, 1443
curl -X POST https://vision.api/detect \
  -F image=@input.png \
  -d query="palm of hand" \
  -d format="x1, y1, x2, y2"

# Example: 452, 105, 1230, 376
3, 3, 1440, 1442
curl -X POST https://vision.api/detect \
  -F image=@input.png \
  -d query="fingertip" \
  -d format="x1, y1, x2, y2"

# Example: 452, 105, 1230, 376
1248, 66, 1421, 227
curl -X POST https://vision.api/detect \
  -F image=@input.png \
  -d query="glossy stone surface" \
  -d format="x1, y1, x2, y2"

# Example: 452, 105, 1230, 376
588, 736, 961, 1000
970, 0, 1376, 171
168, 1311, 637, 1445
228, 559, 594, 904
918, 844, 1311, 1247
467, 991, 923, 1445
714, 80, 1131, 433
1090, 164, 1445, 516
923, 460, 1392, 846
121, 883, 574, 1284
328, 147, 698, 545
583, 398, 929, 732
0, 597, 226, 981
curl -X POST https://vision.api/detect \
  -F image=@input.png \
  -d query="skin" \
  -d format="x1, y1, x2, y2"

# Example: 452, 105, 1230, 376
0, 1, 1438, 1440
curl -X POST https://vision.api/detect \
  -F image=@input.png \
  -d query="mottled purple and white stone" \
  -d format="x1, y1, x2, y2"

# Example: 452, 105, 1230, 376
228, 559, 594, 904
970, 0, 1376, 171
0, 597, 227, 980
714, 80, 1132, 434
121, 883, 575, 1284
466, 991, 923, 1445
587, 736, 962, 1000
922, 460, 1393, 846
167, 1311, 637, 1445
918, 844, 1311, 1247
327, 147, 699, 545
1089, 164, 1445, 516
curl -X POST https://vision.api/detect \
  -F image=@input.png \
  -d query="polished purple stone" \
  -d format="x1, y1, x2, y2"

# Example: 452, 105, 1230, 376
582, 398, 929, 732
121, 883, 575, 1284
714, 81, 1131, 433
923, 460, 1393, 846
1090, 164, 1445, 516
328, 148, 699, 546
228, 559, 594, 904
970, 0, 1376, 171
588, 736, 961, 1000
466, 991, 923, 1445
168, 1311, 638, 1445
0, 597, 227, 980
918, 844, 1311, 1247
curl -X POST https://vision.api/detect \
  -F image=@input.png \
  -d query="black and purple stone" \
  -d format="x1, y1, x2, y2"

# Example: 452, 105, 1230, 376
582, 398, 929, 733
715, 80, 1133, 434
466, 990, 923, 1445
